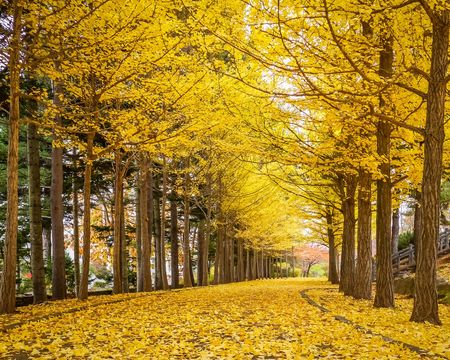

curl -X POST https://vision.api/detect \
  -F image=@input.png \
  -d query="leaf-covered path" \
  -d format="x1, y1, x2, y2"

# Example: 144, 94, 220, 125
1, 279, 449, 359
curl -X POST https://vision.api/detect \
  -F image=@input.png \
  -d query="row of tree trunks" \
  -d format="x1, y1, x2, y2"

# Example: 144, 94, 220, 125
221, 249, 279, 281
15, 128, 321, 306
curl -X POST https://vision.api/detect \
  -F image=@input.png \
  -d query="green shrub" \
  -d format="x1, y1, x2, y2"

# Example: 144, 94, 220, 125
398, 231, 414, 251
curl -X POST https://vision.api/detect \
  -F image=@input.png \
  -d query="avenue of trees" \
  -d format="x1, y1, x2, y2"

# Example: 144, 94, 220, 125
1, 0, 449, 326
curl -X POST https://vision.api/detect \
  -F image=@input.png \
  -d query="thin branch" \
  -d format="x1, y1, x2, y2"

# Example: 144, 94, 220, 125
394, 82, 427, 99
369, 105, 425, 135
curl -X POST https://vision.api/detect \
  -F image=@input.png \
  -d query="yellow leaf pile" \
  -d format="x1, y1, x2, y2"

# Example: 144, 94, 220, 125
306, 287, 450, 359
0, 279, 448, 359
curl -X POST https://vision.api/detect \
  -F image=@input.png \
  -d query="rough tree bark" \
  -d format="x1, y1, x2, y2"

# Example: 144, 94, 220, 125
182, 158, 193, 287
28, 123, 47, 304
237, 240, 245, 282
245, 249, 251, 280
146, 161, 154, 290
159, 158, 169, 290
135, 174, 143, 292
72, 149, 80, 297
374, 31, 394, 309
223, 225, 231, 283
154, 173, 162, 289
338, 175, 357, 296
0, 1, 22, 313
170, 197, 179, 288
354, 170, 372, 300
140, 153, 152, 292
51, 69, 66, 300
413, 191, 422, 265
197, 220, 206, 286
411, 7, 449, 325
325, 207, 339, 284
120, 173, 128, 293
113, 150, 124, 294
79, 131, 95, 300
392, 208, 400, 255
201, 174, 212, 286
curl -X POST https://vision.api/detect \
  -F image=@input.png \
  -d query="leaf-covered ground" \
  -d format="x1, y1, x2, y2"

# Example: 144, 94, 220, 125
0, 279, 449, 359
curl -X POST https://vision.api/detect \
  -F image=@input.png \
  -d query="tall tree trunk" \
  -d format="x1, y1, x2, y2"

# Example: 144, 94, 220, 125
159, 158, 169, 290
72, 149, 80, 297
182, 159, 193, 287
338, 175, 357, 296
135, 173, 143, 292
202, 175, 212, 286
261, 251, 266, 279
325, 208, 339, 284
0, 1, 21, 313
79, 131, 95, 300
28, 123, 47, 304
140, 153, 152, 291
213, 231, 221, 284
392, 208, 400, 255
197, 220, 206, 286
189, 245, 195, 286
43, 224, 52, 265
218, 222, 226, 284
230, 234, 235, 282
223, 226, 231, 283
251, 250, 257, 279
51, 70, 66, 300
374, 28, 395, 308
413, 191, 422, 265
120, 189, 128, 293
154, 174, 162, 290
147, 161, 154, 290
170, 197, 179, 288
374, 117, 394, 308
237, 240, 244, 282
245, 249, 250, 280
113, 150, 124, 294
411, 9, 449, 325
354, 170, 372, 300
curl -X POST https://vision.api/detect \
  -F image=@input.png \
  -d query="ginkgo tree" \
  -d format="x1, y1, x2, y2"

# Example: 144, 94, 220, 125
1, 0, 448, 333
